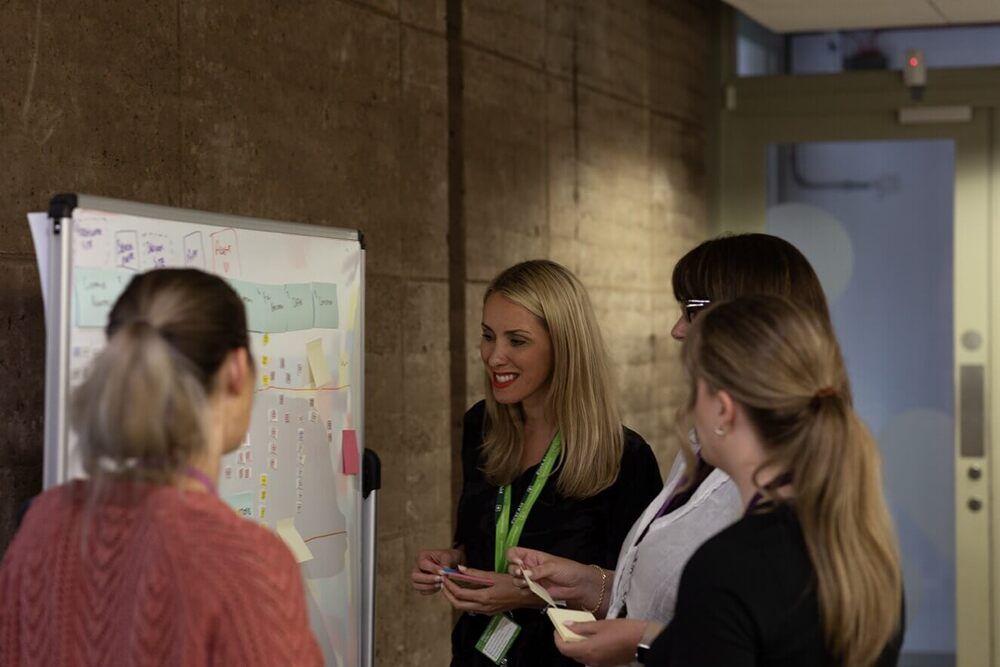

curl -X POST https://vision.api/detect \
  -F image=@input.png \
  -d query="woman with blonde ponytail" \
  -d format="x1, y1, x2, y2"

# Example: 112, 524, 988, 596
0, 268, 321, 666
411, 259, 662, 667
646, 295, 904, 666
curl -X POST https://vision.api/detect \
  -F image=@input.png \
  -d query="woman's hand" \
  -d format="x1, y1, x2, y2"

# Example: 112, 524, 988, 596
439, 565, 545, 615
506, 547, 608, 612
553, 619, 650, 667
411, 547, 464, 595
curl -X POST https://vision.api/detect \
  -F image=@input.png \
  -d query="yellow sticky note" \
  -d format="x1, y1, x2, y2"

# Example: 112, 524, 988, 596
262, 355, 269, 366
262, 333, 270, 345
547, 608, 596, 643
262, 374, 270, 387
306, 338, 332, 388
276, 518, 315, 564
260, 473, 268, 487
525, 574, 558, 608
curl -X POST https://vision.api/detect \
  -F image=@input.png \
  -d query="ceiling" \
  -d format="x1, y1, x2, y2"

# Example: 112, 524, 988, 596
724, 0, 1000, 32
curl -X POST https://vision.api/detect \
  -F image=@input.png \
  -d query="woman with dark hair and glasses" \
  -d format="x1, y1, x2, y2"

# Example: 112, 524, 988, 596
507, 234, 841, 667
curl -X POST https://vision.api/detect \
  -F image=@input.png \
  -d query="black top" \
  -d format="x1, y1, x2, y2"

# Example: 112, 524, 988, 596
451, 401, 662, 667
647, 504, 904, 667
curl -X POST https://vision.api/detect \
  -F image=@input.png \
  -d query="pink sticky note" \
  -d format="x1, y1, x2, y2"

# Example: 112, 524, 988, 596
342, 429, 360, 476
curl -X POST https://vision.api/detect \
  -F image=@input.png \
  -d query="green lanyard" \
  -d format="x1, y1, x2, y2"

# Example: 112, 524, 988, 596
493, 432, 562, 574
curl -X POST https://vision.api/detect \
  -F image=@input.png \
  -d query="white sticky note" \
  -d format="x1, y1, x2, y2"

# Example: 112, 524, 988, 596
276, 518, 315, 564
546, 608, 596, 643
306, 338, 332, 388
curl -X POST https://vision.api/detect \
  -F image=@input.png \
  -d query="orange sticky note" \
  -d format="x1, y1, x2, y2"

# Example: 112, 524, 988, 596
342, 429, 360, 475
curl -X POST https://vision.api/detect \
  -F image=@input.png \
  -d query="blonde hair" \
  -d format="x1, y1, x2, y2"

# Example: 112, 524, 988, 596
480, 260, 624, 499
72, 269, 251, 483
682, 296, 902, 666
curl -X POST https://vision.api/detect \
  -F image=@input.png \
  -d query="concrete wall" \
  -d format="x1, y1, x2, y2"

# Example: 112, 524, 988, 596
0, 1, 712, 664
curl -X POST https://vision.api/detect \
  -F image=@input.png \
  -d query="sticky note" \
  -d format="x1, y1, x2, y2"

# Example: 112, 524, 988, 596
276, 518, 315, 564
257, 284, 290, 333
227, 279, 268, 333
74, 267, 130, 328
342, 429, 360, 475
312, 282, 339, 328
224, 491, 255, 519
306, 338, 332, 388
525, 574, 558, 608
546, 609, 596, 643
284, 283, 315, 331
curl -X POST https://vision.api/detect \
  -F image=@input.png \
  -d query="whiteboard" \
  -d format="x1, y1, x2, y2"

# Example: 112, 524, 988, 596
40, 195, 367, 667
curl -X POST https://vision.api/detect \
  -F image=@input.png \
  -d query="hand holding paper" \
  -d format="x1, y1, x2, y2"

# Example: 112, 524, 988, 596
507, 546, 605, 611
439, 566, 542, 616
551, 618, 654, 666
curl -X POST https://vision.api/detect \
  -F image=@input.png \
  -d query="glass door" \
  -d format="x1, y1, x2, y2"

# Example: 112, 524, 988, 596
721, 102, 994, 666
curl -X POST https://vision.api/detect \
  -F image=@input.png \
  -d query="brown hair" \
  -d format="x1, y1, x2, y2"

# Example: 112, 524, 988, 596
672, 233, 832, 329
72, 268, 251, 482
683, 296, 902, 666
480, 260, 623, 499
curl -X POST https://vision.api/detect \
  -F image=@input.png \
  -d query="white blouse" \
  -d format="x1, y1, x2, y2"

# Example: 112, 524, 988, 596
606, 451, 743, 632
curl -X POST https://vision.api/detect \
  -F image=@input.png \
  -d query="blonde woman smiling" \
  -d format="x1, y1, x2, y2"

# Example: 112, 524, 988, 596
411, 260, 661, 667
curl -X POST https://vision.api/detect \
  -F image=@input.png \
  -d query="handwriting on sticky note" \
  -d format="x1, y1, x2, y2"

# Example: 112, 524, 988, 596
284, 283, 314, 331
223, 491, 255, 520
342, 429, 360, 475
74, 267, 131, 328
306, 338, 332, 388
312, 282, 339, 329
546, 608, 596, 642
276, 518, 315, 564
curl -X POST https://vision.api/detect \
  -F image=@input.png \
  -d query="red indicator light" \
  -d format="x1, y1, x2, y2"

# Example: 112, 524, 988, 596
909, 56, 919, 67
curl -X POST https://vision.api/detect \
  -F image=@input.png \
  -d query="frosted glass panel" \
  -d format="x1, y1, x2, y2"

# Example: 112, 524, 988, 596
767, 140, 955, 666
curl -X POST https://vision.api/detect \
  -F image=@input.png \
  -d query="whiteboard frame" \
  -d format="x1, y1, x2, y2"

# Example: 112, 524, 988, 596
42, 194, 370, 667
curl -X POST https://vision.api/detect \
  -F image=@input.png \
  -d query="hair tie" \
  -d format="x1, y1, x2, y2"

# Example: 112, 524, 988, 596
815, 386, 836, 399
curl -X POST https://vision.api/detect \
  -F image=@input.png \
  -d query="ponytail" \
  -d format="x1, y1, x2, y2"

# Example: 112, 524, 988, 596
788, 394, 902, 666
684, 295, 902, 666
72, 321, 208, 482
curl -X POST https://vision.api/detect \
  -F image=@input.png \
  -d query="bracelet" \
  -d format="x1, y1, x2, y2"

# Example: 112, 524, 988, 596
585, 564, 607, 615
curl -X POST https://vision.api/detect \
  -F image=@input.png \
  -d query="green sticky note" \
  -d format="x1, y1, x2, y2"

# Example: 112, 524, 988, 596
74, 267, 131, 328
312, 283, 339, 329
224, 491, 255, 520
257, 284, 289, 333
227, 279, 268, 333
284, 283, 314, 332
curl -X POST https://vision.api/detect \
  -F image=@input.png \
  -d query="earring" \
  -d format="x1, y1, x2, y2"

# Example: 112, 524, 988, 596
714, 426, 726, 437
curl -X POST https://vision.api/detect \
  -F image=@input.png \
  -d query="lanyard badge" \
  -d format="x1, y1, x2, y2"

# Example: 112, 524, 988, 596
476, 432, 562, 665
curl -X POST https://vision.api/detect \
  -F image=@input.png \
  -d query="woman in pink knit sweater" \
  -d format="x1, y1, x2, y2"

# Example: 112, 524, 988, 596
0, 268, 322, 666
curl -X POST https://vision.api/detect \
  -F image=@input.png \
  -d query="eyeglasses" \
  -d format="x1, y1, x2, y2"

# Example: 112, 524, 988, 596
684, 299, 712, 323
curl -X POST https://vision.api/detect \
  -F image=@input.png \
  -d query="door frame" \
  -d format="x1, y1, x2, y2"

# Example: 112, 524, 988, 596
717, 64, 1000, 666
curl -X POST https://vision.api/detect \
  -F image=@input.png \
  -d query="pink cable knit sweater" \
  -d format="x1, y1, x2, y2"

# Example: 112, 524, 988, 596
0, 480, 322, 666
